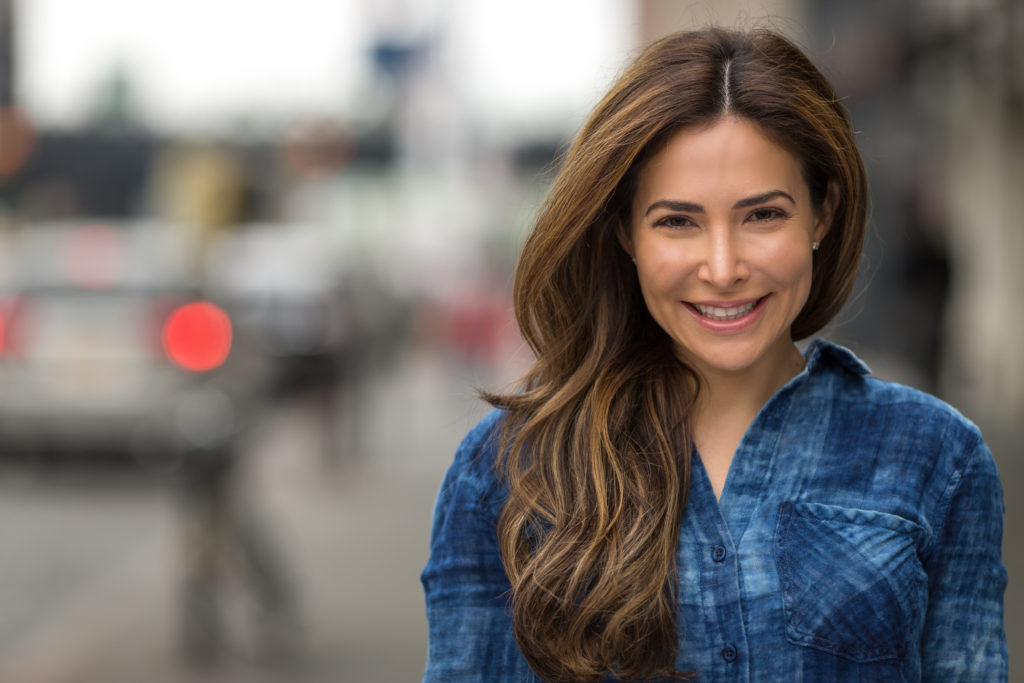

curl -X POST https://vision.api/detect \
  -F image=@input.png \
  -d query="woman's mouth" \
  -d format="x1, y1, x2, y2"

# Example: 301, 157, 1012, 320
688, 297, 765, 321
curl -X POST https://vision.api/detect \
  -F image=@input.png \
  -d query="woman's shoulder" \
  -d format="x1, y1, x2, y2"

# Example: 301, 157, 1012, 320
805, 339, 986, 467
435, 408, 509, 511
453, 408, 506, 470
862, 375, 986, 472
809, 339, 983, 442
862, 374, 982, 449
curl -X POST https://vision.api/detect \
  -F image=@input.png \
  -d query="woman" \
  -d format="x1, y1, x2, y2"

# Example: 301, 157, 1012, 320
421, 27, 1007, 681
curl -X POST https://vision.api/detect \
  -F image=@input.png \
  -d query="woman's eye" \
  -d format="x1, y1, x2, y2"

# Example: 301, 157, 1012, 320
657, 215, 694, 229
749, 208, 786, 222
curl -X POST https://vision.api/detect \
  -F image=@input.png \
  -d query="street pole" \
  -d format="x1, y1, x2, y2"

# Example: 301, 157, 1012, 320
0, 0, 13, 106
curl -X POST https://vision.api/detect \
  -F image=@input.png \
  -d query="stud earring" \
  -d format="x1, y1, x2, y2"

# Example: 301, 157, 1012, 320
631, 257, 637, 264
811, 241, 820, 252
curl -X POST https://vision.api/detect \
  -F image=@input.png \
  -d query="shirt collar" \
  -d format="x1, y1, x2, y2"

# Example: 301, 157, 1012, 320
802, 338, 872, 377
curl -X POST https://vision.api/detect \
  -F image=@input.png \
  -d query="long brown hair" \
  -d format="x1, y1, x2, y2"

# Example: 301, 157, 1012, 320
486, 27, 867, 681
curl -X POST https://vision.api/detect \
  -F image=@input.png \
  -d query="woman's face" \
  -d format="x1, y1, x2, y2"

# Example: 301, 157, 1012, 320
622, 116, 833, 380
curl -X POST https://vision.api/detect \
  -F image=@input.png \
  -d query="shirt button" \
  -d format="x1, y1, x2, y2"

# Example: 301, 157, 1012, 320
711, 545, 727, 562
721, 644, 737, 662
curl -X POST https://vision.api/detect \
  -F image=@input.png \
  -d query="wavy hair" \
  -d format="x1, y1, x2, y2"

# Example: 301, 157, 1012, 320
486, 27, 867, 681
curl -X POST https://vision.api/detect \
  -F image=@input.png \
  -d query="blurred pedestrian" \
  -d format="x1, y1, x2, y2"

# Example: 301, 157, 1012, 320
178, 442, 302, 668
421, 27, 1007, 681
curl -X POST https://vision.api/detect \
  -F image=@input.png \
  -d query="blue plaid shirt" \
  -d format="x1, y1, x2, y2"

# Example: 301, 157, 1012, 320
421, 340, 1008, 681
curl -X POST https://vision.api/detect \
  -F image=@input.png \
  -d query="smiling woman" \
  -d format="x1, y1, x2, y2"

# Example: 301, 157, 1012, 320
622, 117, 833, 380
620, 116, 839, 498
421, 27, 1007, 682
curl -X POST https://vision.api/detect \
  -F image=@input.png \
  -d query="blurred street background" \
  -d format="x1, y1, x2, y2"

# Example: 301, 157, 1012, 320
0, 0, 1020, 681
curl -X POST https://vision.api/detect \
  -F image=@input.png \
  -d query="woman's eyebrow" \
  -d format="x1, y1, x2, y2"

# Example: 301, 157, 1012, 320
644, 190, 796, 217
644, 199, 703, 216
732, 190, 796, 209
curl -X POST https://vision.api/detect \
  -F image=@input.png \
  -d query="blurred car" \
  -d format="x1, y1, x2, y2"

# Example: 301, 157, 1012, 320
0, 220, 268, 471
204, 223, 411, 399
203, 222, 413, 463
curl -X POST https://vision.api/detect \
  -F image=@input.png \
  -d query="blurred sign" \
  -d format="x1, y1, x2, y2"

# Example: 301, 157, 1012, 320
0, 106, 34, 175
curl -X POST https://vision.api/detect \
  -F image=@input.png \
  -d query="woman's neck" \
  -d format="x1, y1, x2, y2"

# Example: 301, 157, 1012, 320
692, 342, 806, 426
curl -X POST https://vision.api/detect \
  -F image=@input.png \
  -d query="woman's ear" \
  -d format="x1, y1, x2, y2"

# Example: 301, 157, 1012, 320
814, 181, 840, 242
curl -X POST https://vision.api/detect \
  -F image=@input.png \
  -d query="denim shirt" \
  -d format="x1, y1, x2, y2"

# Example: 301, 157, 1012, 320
421, 340, 1008, 681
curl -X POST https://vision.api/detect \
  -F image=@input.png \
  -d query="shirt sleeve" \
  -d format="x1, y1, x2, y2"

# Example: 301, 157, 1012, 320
420, 414, 537, 682
920, 437, 1008, 681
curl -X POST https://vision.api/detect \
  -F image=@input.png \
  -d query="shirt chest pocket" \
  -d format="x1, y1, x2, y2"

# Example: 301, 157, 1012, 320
773, 502, 928, 663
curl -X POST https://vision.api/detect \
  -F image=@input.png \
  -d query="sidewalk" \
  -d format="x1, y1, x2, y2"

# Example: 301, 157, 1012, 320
0, 346, 508, 683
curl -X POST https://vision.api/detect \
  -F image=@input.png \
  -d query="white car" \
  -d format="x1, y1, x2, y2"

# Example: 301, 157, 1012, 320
0, 220, 267, 470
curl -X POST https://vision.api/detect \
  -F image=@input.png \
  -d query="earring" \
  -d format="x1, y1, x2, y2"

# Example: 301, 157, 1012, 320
811, 241, 820, 252
631, 257, 637, 264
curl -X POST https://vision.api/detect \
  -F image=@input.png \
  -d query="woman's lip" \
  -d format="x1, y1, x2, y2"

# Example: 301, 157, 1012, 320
687, 298, 762, 308
683, 295, 770, 331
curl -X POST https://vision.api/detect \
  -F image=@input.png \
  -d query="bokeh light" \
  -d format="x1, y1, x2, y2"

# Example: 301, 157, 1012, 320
161, 301, 233, 372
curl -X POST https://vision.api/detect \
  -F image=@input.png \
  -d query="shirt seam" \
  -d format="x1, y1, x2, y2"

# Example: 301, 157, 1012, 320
921, 427, 983, 564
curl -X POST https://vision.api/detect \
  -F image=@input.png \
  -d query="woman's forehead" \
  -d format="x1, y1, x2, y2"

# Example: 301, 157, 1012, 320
634, 117, 810, 209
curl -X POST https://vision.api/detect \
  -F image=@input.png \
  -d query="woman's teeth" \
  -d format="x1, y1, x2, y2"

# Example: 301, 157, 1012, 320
693, 300, 758, 321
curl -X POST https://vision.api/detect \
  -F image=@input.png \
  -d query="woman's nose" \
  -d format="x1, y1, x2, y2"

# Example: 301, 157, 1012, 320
697, 229, 748, 289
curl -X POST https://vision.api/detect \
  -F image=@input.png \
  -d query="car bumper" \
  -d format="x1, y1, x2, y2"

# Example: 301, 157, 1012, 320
0, 367, 240, 460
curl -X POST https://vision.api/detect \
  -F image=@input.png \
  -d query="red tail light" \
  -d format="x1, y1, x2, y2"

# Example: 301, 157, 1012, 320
161, 301, 232, 372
